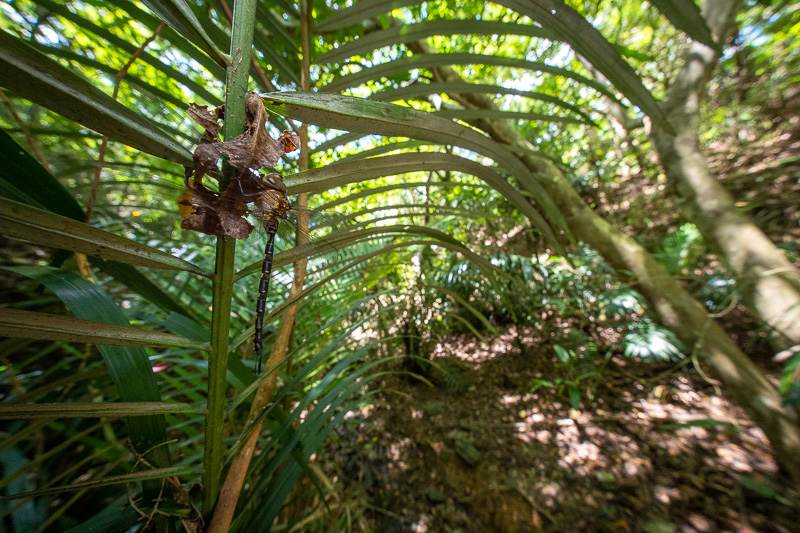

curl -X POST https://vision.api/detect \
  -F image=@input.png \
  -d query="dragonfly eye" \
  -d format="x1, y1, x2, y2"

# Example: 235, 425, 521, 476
262, 172, 287, 194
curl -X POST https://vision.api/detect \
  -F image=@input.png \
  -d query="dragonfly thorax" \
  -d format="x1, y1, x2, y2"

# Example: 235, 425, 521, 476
256, 189, 291, 229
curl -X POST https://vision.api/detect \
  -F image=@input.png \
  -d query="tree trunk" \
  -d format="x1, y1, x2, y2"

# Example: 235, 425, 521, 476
406, 28, 800, 483
650, 0, 800, 348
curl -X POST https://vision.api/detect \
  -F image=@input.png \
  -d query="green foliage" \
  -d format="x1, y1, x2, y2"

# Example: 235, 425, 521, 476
779, 351, 800, 407
654, 223, 703, 276
0, 0, 794, 529
624, 323, 686, 362
528, 337, 603, 410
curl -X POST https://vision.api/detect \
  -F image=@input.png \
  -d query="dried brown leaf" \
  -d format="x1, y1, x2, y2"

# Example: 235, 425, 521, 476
187, 103, 223, 144
180, 92, 300, 238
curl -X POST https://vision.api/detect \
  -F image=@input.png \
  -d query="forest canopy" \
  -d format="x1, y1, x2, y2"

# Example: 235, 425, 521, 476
0, 0, 798, 531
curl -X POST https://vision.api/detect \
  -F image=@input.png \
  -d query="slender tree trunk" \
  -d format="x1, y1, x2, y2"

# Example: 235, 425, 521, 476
406, 34, 800, 484
650, 0, 800, 348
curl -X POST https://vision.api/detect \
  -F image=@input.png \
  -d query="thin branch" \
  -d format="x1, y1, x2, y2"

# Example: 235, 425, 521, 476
85, 22, 166, 225
0, 89, 50, 170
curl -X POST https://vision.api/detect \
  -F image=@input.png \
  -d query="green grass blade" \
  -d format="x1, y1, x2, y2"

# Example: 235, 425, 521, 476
433, 108, 588, 125
33, 0, 223, 104
371, 81, 595, 123
320, 53, 617, 101
315, 0, 419, 31
0, 466, 199, 501
140, 0, 229, 67
0, 402, 203, 420
493, 0, 674, 132
0, 133, 200, 318
261, 93, 567, 245
283, 151, 562, 250
316, 20, 556, 63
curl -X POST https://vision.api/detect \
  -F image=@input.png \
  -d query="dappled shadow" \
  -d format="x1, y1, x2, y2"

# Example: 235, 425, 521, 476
319, 326, 796, 533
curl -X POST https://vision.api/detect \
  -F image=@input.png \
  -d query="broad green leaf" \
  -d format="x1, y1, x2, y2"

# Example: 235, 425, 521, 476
648, 0, 719, 50
0, 448, 45, 530
0, 30, 193, 165
321, 53, 617, 101
63, 500, 141, 533
0, 197, 206, 275
0, 309, 206, 350
282, 151, 564, 251
371, 81, 595, 123
152, 311, 210, 342
140, 0, 229, 68
554, 344, 571, 363
93, 260, 199, 319
568, 384, 581, 409
0, 401, 203, 419
491, 0, 674, 132
0, 129, 84, 221
737, 476, 788, 503
261, 93, 568, 246
315, 20, 556, 64
4, 266, 172, 471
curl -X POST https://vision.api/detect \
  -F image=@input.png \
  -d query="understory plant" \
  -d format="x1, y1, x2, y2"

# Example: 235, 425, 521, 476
0, 0, 799, 530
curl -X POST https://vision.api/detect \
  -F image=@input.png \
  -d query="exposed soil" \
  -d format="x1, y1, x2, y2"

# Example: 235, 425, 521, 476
320, 328, 798, 533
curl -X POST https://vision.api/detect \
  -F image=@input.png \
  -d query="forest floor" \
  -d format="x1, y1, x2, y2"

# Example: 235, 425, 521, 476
319, 328, 798, 533
313, 113, 800, 533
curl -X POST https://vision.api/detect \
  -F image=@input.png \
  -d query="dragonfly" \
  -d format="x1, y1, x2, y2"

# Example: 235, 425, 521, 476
180, 94, 335, 373
179, 168, 335, 374
247, 172, 291, 374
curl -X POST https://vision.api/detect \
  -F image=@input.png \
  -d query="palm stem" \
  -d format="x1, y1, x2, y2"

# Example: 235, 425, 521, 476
202, 0, 258, 517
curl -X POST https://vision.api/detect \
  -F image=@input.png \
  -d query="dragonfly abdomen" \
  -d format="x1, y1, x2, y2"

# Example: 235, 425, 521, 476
254, 225, 279, 374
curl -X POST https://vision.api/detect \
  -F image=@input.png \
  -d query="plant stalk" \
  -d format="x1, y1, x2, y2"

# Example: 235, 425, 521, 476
207, 0, 313, 529
202, 0, 258, 517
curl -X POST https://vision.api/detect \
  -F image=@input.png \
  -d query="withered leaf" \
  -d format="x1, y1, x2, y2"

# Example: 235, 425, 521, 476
178, 182, 255, 240
180, 91, 300, 239
190, 92, 299, 180
187, 103, 223, 144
